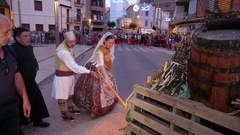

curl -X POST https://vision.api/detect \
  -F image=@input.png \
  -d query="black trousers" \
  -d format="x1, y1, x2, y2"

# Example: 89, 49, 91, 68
0, 106, 20, 135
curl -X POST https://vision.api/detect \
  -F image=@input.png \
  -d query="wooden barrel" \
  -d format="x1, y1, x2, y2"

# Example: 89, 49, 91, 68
188, 27, 240, 113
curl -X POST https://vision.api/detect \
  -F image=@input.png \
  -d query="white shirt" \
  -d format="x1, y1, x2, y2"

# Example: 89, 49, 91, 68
57, 49, 90, 74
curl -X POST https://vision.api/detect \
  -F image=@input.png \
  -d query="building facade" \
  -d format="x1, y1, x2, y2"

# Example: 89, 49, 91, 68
155, 9, 170, 33
141, 0, 204, 34
10, 0, 56, 31
84, 0, 105, 32
140, 0, 175, 17
110, 0, 129, 23
126, 3, 156, 33
171, 0, 204, 34
105, 7, 110, 29
0, 0, 105, 33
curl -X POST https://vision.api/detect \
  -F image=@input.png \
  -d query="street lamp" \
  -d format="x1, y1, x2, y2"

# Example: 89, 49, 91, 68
88, 18, 92, 35
137, 15, 140, 33
54, 0, 60, 47
156, 7, 161, 34
88, 18, 91, 25
137, 15, 140, 19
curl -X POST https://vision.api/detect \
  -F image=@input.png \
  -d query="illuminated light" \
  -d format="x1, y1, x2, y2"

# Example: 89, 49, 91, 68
141, 6, 150, 11
166, 18, 171, 21
112, 0, 125, 3
137, 15, 140, 19
133, 4, 140, 12
88, 19, 91, 24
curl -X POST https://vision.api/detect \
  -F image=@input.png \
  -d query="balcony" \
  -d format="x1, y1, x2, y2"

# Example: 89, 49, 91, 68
92, 0, 104, 7
66, 17, 73, 23
73, 17, 81, 23
92, 15, 104, 21
75, 0, 84, 7
66, 17, 82, 24
92, 24, 105, 29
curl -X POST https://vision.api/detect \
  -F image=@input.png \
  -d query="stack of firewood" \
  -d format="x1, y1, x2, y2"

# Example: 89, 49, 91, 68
146, 45, 191, 98
228, 99, 240, 115
232, 99, 240, 109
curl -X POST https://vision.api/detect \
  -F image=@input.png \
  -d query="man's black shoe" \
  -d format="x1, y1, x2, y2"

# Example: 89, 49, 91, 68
19, 129, 25, 135
33, 121, 50, 127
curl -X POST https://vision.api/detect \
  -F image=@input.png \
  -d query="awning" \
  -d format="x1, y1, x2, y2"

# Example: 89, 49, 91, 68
0, 0, 9, 7
173, 25, 191, 33
178, 27, 191, 33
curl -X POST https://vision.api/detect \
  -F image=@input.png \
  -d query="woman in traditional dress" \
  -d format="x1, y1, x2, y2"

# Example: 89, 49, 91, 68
73, 32, 118, 117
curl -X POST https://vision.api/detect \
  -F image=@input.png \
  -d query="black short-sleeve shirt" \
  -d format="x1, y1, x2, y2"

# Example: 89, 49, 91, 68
0, 45, 20, 113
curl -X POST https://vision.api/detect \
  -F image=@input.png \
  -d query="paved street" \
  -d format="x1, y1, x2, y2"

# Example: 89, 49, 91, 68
20, 43, 175, 135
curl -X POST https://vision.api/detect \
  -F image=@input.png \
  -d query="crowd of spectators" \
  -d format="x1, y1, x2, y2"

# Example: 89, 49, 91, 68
27, 30, 104, 45
111, 32, 192, 50
8, 29, 191, 50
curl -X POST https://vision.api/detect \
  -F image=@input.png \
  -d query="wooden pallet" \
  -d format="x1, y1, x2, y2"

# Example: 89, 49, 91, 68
126, 85, 240, 135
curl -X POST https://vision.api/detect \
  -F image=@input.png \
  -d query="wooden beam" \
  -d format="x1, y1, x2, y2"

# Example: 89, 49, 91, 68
133, 85, 240, 133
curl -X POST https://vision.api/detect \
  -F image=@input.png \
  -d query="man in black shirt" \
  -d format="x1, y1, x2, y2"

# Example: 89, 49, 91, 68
12, 27, 50, 128
0, 14, 31, 135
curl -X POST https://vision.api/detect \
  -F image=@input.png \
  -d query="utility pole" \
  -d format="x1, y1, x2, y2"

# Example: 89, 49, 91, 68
18, 0, 22, 27
54, 0, 60, 47
156, 0, 160, 35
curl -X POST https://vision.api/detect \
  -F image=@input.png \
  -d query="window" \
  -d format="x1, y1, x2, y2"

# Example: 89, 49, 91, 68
49, 25, 55, 31
34, 1, 42, 11
67, 9, 70, 23
92, 0, 96, 6
145, 20, 148, 26
67, 24, 70, 31
0, 8, 5, 14
74, 26, 80, 31
145, 11, 149, 17
36, 24, 43, 31
92, 0, 103, 7
22, 24, 30, 30
75, 0, 80, 4
166, 3, 173, 7
76, 9, 81, 22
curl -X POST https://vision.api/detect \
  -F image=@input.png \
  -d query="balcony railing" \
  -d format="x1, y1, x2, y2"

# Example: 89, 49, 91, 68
74, 17, 81, 23
66, 17, 82, 23
75, 0, 84, 5
92, 15, 104, 21
66, 17, 73, 23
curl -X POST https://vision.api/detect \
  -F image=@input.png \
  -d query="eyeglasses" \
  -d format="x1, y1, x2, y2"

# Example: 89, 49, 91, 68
0, 58, 9, 75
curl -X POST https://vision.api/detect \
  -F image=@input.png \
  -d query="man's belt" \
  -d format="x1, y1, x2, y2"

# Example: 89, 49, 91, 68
55, 70, 75, 76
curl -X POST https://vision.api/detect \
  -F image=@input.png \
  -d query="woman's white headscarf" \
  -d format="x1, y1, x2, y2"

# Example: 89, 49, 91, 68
86, 32, 115, 65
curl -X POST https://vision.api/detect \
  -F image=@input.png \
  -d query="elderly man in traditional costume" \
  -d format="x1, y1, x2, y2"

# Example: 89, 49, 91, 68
52, 31, 97, 121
